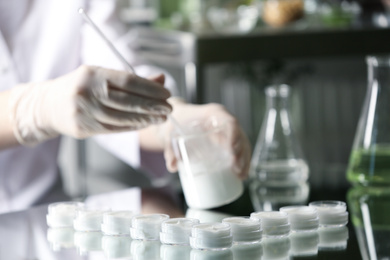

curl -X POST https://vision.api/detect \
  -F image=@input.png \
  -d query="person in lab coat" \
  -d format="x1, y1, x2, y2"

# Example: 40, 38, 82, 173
0, 0, 251, 215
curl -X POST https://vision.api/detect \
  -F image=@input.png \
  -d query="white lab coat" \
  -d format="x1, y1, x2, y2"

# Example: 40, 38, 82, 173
0, 0, 175, 214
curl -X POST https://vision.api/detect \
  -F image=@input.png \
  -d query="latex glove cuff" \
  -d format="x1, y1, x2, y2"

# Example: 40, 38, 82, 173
9, 83, 58, 146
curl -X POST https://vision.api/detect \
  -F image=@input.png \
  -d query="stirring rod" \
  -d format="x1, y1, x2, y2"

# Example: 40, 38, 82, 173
78, 8, 187, 135
78, 8, 135, 74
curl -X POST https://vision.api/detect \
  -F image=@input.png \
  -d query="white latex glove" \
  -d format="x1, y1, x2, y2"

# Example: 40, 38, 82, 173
9, 65, 172, 146
161, 98, 251, 180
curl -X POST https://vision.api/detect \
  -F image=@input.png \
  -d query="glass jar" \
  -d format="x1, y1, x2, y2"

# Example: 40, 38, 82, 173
346, 56, 390, 186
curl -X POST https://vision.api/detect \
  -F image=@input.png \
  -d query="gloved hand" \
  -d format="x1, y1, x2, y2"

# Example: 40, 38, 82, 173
160, 98, 251, 180
9, 65, 172, 146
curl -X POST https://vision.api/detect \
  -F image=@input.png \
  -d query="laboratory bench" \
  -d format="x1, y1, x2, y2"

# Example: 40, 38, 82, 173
1, 183, 388, 259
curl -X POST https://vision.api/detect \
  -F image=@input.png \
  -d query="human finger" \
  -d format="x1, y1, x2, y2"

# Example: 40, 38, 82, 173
98, 88, 172, 115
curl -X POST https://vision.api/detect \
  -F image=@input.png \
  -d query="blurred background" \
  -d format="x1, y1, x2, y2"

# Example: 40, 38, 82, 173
58, 0, 390, 204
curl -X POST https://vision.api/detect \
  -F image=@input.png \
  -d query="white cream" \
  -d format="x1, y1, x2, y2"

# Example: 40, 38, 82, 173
222, 217, 262, 244
101, 211, 134, 235
309, 201, 349, 227
190, 222, 233, 250
130, 214, 169, 240
280, 206, 319, 232
160, 218, 200, 245
250, 211, 290, 237
179, 163, 243, 209
73, 207, 110, 232
46, 201, 84, 228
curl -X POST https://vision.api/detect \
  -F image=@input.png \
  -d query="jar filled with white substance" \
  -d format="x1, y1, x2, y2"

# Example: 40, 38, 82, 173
190, 222, 233, 250
46, 201, 84, 228
222, 217, 262, 244
172, 118, 243, 209
101, 211, 134, 236
130, 214, 169, 240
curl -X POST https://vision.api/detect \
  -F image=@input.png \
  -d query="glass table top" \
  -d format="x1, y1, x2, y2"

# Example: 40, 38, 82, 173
0, 185, 389, 260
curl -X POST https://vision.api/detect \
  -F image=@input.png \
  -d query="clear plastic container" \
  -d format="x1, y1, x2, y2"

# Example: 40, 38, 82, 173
309, 201, 348, 227
172, 117, 243, 209
222, 217, 262, 244
101, 211, 135, 236
190, 223, 233, 250
280, 205, 319, 232
46, 201, 84, 228
250, 211, 290, 237
73, 207, 110, 232
160, 218, 200, 245
130, 214, 169, 240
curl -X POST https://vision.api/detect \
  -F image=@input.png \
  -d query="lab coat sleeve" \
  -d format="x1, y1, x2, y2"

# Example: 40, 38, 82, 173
81, 0, 178, 170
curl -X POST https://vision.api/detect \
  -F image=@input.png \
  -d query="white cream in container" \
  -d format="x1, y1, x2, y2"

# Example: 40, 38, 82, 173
309, 201, 349, 227
160, 218, 200, 245
222, 217, 262, 244
250, 211, 290, 237
73, 207, 110, 232
280, 206, 319, 232
190, 222, 233, 250
101, 211, 134, 236
130, 214, 169, 240
46, 202, 84, 228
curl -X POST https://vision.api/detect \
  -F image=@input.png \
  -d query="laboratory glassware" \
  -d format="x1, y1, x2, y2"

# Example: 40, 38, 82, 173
249, 84, 309, 187
347, 186, 390, 260
346, 55, 390, 185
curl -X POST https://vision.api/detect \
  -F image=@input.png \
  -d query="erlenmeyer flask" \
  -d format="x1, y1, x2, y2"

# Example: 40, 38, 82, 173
249, 84, 309, 187
346, 56, 390, 185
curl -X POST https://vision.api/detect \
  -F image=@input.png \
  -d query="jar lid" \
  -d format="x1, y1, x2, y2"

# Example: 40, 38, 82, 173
222, 217, 262, 244
101, 211, 135, 236
309, 201, 348, 227
130, 214, 169, 240
190, 223, 233, 250
160, 218, 200, 245
250, 211, 290, 237
280, 206, 319, 231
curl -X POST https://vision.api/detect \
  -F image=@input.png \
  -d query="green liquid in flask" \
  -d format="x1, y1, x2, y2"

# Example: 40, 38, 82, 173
347, 145, 390, 185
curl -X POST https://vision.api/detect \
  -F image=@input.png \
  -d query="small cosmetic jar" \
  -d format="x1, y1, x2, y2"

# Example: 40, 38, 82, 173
309, 201, 349, 227
250, 211, 290, 237
73, 207, 110, 232
190, 222, 233, 250
280, 206, 319, 232
160, 218, 200, 245
130, 214, 169, 240
222, 217, 262, 244
46, 201, 84, 228
101, 211, 135, 236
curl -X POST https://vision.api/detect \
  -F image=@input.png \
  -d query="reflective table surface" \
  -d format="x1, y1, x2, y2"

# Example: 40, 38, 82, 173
0, 185, 389, 260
